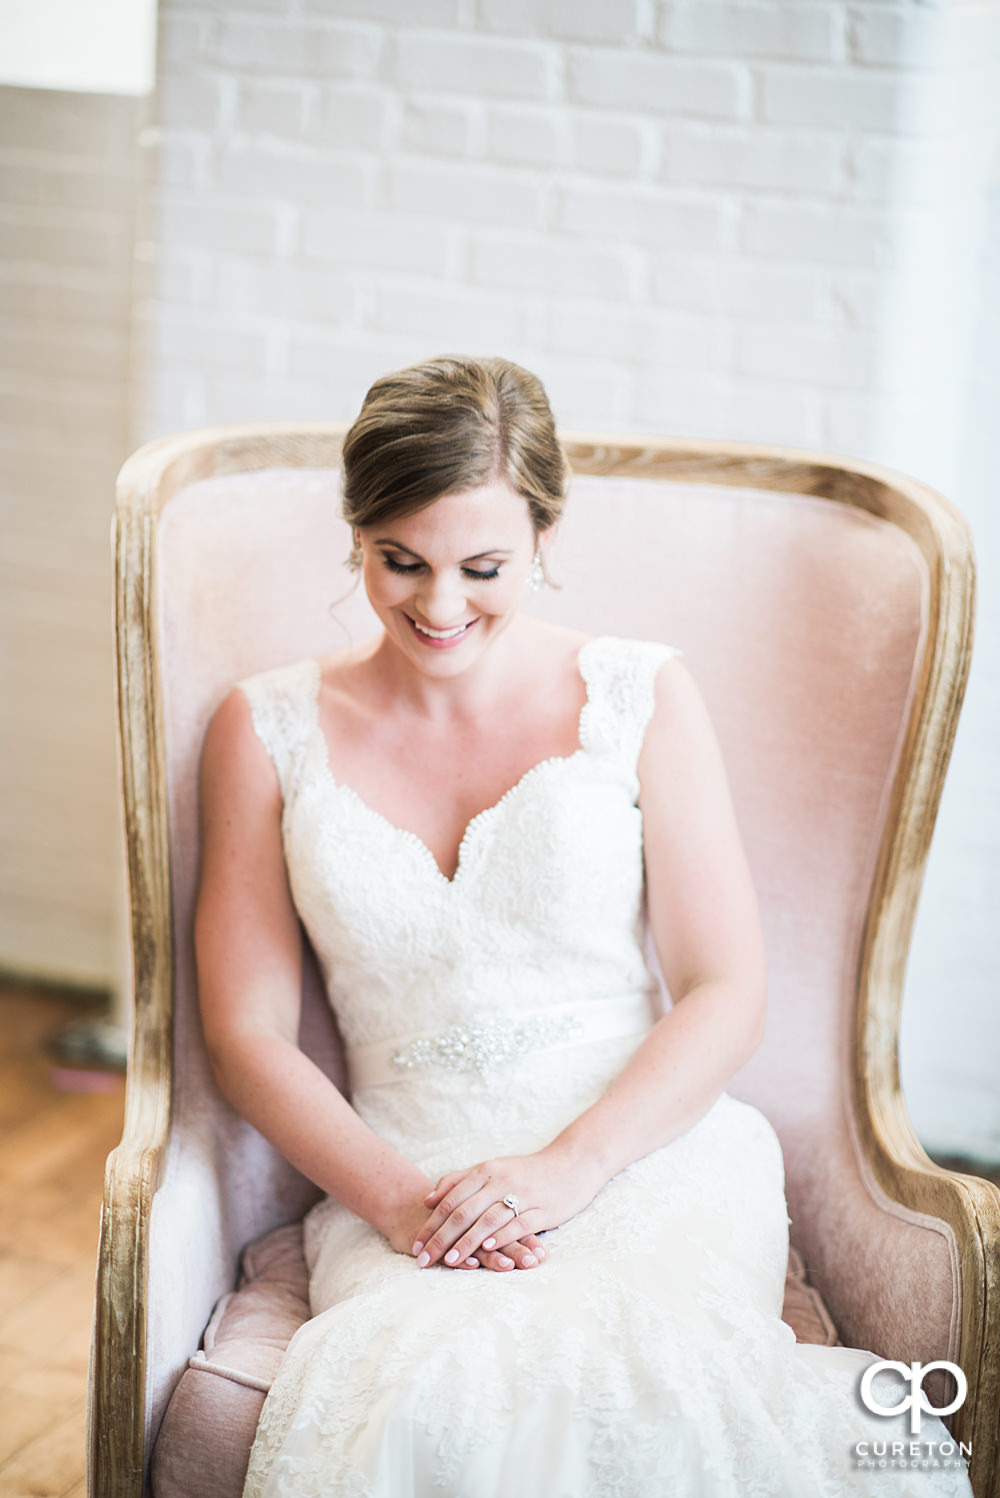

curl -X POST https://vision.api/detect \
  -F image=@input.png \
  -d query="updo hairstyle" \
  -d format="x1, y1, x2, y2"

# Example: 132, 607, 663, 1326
341, 355, 569, 539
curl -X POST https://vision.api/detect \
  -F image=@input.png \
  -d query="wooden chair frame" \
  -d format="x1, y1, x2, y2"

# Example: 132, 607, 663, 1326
89, 424, 1000, 1498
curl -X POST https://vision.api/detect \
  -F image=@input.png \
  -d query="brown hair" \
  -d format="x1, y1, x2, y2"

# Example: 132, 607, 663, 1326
341, 355, 569, 536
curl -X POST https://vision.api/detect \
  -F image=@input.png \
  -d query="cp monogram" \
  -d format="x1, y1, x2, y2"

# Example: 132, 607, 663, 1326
860, 1360, 967, 1436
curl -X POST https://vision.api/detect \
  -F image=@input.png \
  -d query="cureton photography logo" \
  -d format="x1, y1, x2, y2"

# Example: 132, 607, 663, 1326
852, 1359, 972, 1473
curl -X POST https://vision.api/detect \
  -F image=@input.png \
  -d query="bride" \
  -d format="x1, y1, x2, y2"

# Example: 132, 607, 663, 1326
194, 355, 972, 1497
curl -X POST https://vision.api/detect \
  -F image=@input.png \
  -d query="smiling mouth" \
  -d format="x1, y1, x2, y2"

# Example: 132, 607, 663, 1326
406, 616, 477, 643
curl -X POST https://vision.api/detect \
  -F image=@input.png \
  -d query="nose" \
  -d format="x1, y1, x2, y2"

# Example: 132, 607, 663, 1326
413, 568, 469, 625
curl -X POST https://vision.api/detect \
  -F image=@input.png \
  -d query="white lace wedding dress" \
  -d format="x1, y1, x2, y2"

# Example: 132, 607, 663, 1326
237, 636, 971, 1498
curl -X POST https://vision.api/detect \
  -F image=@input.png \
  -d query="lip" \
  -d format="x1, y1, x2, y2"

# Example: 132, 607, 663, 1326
405, 614, 478, 649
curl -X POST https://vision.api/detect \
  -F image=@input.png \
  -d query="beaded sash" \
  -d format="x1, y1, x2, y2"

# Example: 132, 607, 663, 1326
345, 991, 657, 1089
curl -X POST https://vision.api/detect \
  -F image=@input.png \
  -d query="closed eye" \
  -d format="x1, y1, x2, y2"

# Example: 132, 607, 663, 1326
382, 557, 501, 581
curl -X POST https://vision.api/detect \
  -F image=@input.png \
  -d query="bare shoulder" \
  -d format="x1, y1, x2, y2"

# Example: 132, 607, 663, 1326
648, 650, 705, 720
639, 655, 728, 791
200, 684, 281, 815
196, 684, 294, 946
650, 650, 701, 715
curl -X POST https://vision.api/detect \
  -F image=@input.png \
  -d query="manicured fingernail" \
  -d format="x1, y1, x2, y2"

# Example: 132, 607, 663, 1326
536, 1247, 545, 1258
416, 1251, 430, 1268
466, 1257, 478, 1266
412, 1241, 423, 1255
498, 1254, 514, 1267
483, 1237, 497, 1250
521, 1253, 537, 1267
444, 1248, 460, 1264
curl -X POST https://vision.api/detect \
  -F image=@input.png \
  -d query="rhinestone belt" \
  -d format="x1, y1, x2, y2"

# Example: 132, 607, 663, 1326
345, 992, 656, 1089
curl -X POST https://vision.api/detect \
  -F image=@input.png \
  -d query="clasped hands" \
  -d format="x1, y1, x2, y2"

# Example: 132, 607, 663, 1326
409, 1147, 602, 1275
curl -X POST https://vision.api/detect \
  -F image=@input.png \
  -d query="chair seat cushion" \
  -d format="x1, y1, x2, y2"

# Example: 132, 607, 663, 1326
783, 1242, 841, 1346
150, 1222, 840, 1498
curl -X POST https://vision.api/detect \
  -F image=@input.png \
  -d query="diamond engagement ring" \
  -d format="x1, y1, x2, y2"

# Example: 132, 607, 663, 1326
502, 1194, 520, 1217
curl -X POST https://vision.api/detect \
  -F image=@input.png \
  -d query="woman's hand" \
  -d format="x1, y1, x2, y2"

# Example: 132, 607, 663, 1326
382, 1178, 547, 1272
411, 1147, 606, 1270
469, 1234, 550, 1273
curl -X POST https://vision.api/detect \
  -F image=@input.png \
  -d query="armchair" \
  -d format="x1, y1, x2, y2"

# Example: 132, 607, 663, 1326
89, 425, 999, 1497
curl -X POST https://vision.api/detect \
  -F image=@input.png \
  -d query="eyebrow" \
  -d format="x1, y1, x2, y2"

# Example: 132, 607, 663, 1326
373, 540, 514, 562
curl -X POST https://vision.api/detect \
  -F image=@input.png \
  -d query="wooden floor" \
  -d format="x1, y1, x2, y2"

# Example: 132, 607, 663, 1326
0, 982, 125, 1498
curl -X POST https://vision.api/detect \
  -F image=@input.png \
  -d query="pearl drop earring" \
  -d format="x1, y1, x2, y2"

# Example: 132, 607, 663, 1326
528, 547, 545, 592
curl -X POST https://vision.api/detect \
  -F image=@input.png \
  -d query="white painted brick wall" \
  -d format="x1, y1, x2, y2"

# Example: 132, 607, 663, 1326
470, 235, 638, 299
478, 0, 655, 47
740, 198, 900, 267
236, 78, 310, 138
769, 65, 926, 135
568, 48, 752, 118
557, 181, 734, 248
325, 87, 394, 149
217, 18, 384, 78
136, 0, 999, 487
664, 124, 843, 194
486, 106, 563, 167
393, 34, 561, 99
302, 207, 451, 270
0, 85, 140, 993
386, 158, 546, 225
214, 142, 372, 205
661, 3, 843, 62
572, 115, 653, 176
4, 3, 997, 1157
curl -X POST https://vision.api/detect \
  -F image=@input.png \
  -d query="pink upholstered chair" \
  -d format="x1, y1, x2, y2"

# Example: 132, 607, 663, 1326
89, 425, 1000, 1498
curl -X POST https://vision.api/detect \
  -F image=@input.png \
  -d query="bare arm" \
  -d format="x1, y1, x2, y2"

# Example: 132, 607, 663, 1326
195, 688, 434, 1251
546, 655, 766, 1179
414, 658, 767, 1265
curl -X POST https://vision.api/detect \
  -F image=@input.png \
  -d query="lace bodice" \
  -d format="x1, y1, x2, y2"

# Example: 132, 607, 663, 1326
238, 635, 680, 1160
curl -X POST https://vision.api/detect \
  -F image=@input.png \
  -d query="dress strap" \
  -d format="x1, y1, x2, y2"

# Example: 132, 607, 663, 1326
580, 636, 682, 784
236, 659, 320, 805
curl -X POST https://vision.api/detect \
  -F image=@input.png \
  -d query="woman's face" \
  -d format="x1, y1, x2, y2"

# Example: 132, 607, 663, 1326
358, 480, 542, 675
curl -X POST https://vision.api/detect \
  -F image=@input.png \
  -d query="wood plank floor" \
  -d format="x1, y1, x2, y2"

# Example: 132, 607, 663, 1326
0, 982, 125, 1498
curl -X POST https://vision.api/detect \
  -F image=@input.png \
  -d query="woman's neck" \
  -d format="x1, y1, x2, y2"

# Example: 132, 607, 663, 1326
361, 614, 536, 726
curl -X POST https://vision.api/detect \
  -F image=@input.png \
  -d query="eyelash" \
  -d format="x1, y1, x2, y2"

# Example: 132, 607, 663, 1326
382, 557, 501, 581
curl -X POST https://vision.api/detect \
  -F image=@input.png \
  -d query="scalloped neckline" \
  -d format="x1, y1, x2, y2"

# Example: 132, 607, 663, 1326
308, 636, 603, 888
